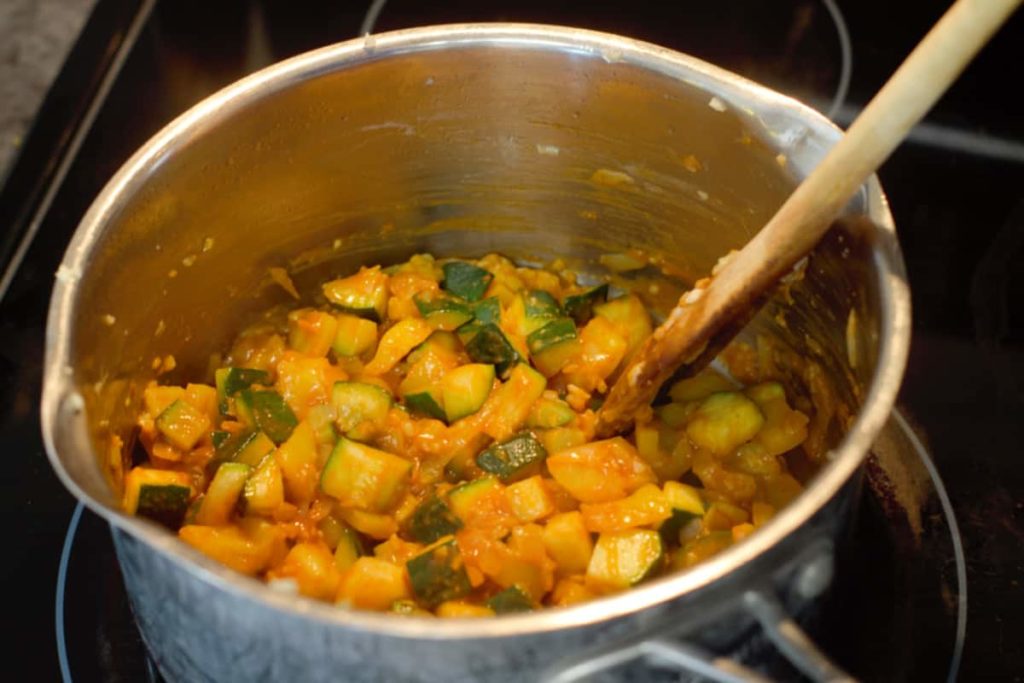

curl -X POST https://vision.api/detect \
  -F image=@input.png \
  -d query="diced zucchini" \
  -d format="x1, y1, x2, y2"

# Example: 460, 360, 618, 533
320, 438, 412, 512
196, 462, 250, 525
656, 402, 698, 428
332, 313, 378, 357
471, 297, 501, 324
155, 400, 211, 451
305, 404, 338, 446
363, 318, 433, 375
479, 363, 548, 442
464, 323, 520, 376
442, 261, 493, 302
407, 495, 463, 544
526, 318, 577, 356
338, 507, 398, 540
685, 392, 764, 455
523, 290, 561, 320
322, 266, 389, 321
405, 391, 447, 421
669, 371, 735, 403
542, 511, 593, 575
663, 481, 705, 516
526, 397, 575, 429
476, 432, 548, 482
333, 524, 365, 573
235, 390, 298, 444
242, 453, 285, 516
506, 475, 556, 522
457, 296, 502, 343
275, 420, 319, 505
331, 381, 392, 440
215, 367, 270, 414
414, 292, 474, 331
442, 364, 495, 422
211, 430, 230, 449
531, 338, 581, 377
124, 467, 192, 528
656, 476, 703, 538
338, 557, 411, 611
406, 538, 472, 608
538, 427, 587, 454
447, 477, 506, 524
562, 284, 609, 325
586, 530, 663, 591
487, 586, 534, 614
287, 309, 338, 357
209, 430, 276, 474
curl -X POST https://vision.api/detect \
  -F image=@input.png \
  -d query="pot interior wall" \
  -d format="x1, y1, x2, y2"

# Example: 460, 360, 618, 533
65, 43, 879, 504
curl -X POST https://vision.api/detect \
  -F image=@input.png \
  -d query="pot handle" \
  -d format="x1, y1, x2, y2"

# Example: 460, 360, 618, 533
544, 543, 856, 683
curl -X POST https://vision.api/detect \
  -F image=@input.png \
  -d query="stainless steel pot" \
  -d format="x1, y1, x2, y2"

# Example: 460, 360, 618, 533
41, 24, 910, 683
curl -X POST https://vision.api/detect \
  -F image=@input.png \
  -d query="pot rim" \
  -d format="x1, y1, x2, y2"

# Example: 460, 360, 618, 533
41, 22, 910, 639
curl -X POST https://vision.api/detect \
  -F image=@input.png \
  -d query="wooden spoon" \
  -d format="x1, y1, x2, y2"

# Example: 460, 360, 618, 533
596, 0, 1021, 437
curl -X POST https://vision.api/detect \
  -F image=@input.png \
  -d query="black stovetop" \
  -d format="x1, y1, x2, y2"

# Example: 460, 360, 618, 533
2, 1, 1021, 680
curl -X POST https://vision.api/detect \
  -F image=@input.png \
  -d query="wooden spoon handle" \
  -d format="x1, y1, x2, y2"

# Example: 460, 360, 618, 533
596, 0, 1021, 437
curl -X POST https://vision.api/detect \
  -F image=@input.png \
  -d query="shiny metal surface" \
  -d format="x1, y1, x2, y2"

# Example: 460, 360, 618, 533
41, 24, 910, 681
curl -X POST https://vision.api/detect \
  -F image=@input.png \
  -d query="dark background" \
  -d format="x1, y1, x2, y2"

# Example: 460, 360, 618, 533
0, 0, 1020, 679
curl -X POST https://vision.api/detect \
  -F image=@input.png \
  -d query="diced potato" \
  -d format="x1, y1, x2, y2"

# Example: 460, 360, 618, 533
592, 294, 652, 359
580, 484, 671, 533
702, 501, 750, 531
542, 512, 593, 575
179, 525, 276, 575
364, 319, 433, 375
550, 577, 596, 606
436, 601, 495, 618
562, 317, 627, 392
547, 438, 656, 503
274, 420, 318, 505
337, 557, 410, 611
478, 364, 547, 442
507, 476, 557, 523
685, 392, 764, 455
668, 370, 734, 403
277, 542, 343, 601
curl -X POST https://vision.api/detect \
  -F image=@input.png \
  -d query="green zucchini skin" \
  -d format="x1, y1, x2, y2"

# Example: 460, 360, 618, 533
475, 432, 548, 482
407, 496, 463, 544
215, 367, 270, 414
442, 261, 494, 302
137, 484, 191, 529
464, 323, 520, 376
406, 538, 472, 608
237, 390, 298, 444
523, 290, 561, 320
404, 391, 447, 421
526, 317, 577, 356
487, 586, 534, 614
563, 284, 609, 325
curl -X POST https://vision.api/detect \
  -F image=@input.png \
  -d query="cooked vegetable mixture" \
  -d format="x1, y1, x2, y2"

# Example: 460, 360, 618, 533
127, 253, 811, 616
